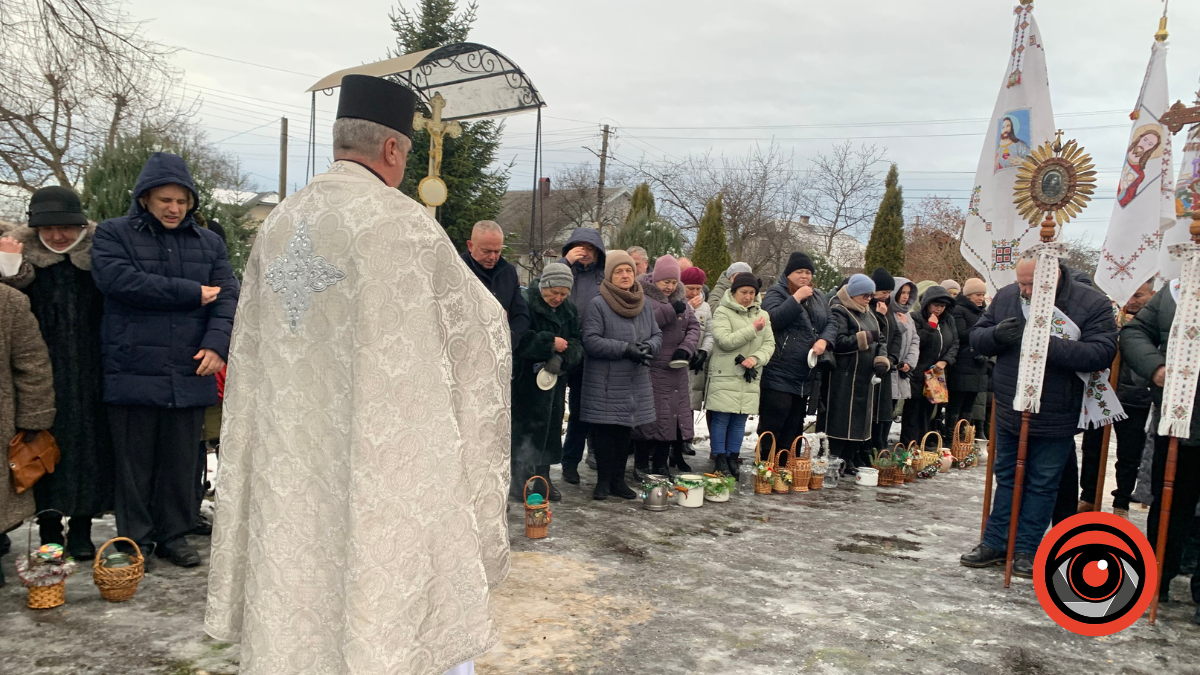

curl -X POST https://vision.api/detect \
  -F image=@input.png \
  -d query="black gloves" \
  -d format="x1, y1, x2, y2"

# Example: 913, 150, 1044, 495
734, 355, 759, 383
544, 354, 563, 375
993, 317, 1023, 347
623, 342, 644, 363
689, 349, 709, 372
672, 300, 688, 315
671, 348, 690, 362
973, 354, 988, 366
873, 356, 891, 377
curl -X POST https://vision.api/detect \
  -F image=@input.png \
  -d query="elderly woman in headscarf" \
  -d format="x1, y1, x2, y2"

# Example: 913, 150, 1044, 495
510, 262, 583, 503
820, 274, 889, 473
632, 255, 700, 479
580, 251, 662, 501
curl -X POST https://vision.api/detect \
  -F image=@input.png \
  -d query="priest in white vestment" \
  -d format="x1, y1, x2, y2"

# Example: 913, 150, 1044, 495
205, 74, 511, 675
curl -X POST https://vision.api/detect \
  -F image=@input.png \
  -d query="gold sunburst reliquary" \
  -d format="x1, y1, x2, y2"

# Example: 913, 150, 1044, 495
1012, 137, 1097, 227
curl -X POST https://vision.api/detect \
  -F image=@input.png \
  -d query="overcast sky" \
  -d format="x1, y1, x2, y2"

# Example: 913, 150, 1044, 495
122, 0, 1200, 243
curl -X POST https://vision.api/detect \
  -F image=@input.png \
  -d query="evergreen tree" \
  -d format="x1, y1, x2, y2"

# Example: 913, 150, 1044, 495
390, 0, 508, 252
864, 163, 905, 276
809, 251, 844, 292
692, 194, 731, 285
81, 127, 256, 277
625, 182, 655, 224
613, 210, 683, 261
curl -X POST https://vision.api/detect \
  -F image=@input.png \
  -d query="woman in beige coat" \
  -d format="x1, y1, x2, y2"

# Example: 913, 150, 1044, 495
0, 282, 55, 585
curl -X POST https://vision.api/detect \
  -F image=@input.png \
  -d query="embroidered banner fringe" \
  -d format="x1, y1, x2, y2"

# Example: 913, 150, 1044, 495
1159, 242, 1200, 437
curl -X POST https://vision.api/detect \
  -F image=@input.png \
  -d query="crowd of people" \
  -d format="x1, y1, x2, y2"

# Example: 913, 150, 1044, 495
1, 154, 237, 584
504, 232, 1198, 618
0, 135, 1196, 635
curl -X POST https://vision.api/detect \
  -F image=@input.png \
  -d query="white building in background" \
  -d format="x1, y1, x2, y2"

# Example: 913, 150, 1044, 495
786, 215, 867, 274
211, 189, 279, 224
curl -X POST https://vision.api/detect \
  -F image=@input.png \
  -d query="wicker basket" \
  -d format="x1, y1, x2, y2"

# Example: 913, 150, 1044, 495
773, 468, 793, 493
523, 476, 552, 539
27, 581, 66, 609
93, 537, 145, 602
753, 432, 777, 495
808, 473, 824, 490
920, 432, 943, 476
952, 420, 975, 467
790, 437, 812, 492
874, 448, 897, 486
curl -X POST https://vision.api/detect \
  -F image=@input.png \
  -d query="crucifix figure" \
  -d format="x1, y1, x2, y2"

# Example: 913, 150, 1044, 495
412, 93, 462, 217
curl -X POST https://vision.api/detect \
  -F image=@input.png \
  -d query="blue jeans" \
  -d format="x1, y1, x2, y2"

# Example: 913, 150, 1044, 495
710, 412, 749, 457
561, 371, 589, 467
982, 427, 1076, 555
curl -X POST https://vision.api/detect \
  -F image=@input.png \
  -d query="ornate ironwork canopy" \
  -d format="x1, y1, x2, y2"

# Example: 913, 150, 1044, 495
306, 42, 545, 121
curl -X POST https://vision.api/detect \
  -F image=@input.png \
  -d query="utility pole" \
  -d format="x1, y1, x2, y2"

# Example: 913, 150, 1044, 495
595, 124, 610, 229
279, 117, 288, 200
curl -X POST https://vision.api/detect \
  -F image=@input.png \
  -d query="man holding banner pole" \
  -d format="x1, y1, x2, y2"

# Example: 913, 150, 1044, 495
961, 252, 1118, 581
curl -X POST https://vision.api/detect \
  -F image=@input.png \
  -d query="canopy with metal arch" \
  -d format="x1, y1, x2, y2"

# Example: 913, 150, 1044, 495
303, 42, 546, 222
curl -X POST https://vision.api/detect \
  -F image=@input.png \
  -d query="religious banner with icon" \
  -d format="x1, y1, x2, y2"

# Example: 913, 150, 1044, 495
1158, 115, 1200, 284
1096, 39, 1174, 307
960, 1, 1057, 294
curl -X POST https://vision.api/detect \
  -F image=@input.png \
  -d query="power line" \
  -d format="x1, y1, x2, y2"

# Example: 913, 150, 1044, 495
180, 48, 317, 78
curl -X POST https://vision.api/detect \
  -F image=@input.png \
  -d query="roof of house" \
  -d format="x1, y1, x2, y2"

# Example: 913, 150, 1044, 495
497, 186, 633, 250
212, 189, 279, 208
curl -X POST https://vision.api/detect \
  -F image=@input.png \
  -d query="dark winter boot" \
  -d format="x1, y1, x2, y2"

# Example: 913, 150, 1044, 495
592, 446, 611, 501
670, 443, 692, 473
610, 449, 637, 500
714, 455, 731, 476
682, 441, 697, 456
727, 455, 741, 482
66, 517, 95, 561
562, 463, 581, 485
38, 512, 65, 547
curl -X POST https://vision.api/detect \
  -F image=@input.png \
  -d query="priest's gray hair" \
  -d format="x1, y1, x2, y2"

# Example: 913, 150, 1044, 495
472, 220, 503, 238
332, 118, 413, 158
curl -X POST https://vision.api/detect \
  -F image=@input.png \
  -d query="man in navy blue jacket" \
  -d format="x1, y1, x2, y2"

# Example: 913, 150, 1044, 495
960, 257, 1116, 577
91, 153, 239, 567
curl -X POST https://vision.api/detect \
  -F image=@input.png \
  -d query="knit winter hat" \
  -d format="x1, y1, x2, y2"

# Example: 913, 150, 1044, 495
845, 273, 875, 297
962, 278, 987, 296
652, 254, 681, 283
539, 262, 574, 290
681, 266, 707, 286
870, 267, 895, 292
784, 251, 815, 276
605, 250, 637, 281
729, 272, 761, 293
724, 262, 753, 279
940, 279, 962, 292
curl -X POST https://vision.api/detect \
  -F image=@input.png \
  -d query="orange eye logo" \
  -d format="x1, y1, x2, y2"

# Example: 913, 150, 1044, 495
1034, 512, 1158, 636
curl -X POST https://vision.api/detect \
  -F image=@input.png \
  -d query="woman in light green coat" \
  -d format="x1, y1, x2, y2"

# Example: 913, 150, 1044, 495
705, 273, 775, 479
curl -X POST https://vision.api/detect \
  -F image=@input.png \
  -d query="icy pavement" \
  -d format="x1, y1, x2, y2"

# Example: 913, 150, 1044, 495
1, 433, 1197, 675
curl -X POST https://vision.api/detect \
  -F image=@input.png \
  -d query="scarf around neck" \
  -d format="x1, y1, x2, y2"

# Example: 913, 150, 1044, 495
600, 279, 645, 318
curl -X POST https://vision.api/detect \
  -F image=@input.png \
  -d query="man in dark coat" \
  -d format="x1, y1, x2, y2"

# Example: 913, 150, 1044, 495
961, 258, 1117, 578
0, 187, 113, 559
556, 227, 606, 483
91, 152, 239, 567
945, 278, 990, 429
462, 220, 530, 348
1120, 280, 1200, 622
760, 251, 837, 455
869, 267, 903, 452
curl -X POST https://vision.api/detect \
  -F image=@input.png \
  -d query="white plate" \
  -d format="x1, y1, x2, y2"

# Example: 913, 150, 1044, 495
808, 349, 818, 368
536, 369, 558, 391
669, 359, 689, 369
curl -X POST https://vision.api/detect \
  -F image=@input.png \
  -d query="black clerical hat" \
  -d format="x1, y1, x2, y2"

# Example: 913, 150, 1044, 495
336, 74, 418, 140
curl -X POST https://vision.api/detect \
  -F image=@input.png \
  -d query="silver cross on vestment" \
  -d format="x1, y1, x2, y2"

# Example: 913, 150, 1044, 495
264, 219, 346, 333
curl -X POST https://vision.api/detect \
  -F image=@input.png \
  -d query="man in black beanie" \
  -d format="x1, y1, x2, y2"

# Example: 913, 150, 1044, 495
869, 268, 903, 454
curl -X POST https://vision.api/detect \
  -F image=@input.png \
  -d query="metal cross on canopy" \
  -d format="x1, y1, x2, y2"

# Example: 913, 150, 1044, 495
1161, 89, 1200, 135
306, 42, 546, 215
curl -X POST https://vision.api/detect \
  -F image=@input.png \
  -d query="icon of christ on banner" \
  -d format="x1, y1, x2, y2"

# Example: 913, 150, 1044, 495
995, 111, 1032, 171
1118, 126, 1164, 207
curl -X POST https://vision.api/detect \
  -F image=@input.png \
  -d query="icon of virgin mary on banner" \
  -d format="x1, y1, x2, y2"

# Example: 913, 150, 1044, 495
996, 112, 1032, 171
1118, 125, 1165, 207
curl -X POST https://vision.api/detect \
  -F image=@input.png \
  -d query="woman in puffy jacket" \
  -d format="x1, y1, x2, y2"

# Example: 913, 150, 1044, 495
706, 273, 775, 480
889, 278, 921, 417
945, 278, 989, 430
581, 251, 663, 501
